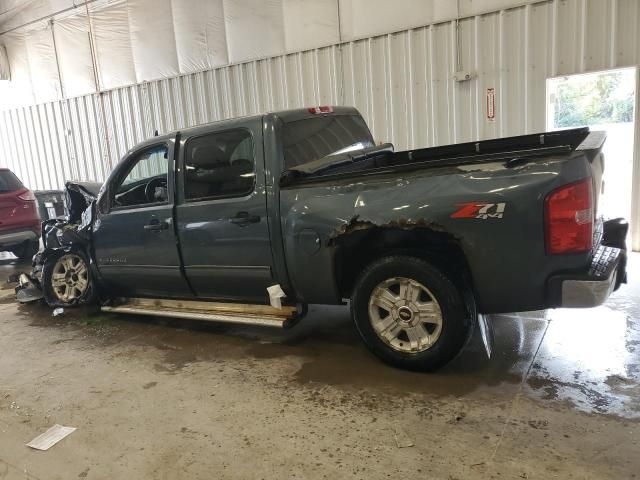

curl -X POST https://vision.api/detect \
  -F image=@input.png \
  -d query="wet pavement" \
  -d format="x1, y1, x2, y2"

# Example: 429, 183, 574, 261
0, 252, 638, 479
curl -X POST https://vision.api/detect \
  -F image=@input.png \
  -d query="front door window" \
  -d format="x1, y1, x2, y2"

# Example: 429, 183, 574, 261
113, 145, 169, 209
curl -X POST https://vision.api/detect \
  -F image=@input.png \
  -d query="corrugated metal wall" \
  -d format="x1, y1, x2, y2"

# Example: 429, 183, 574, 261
1, 0, 639, 247
0, 46, 343, 190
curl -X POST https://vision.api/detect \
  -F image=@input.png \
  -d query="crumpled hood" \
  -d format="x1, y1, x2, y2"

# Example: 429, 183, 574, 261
65, 181, 101, 223
68, 181, 102, 197
39, 181, 100, 251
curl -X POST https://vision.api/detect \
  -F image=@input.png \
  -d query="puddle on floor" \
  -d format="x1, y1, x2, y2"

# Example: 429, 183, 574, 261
526, 305, 640, 419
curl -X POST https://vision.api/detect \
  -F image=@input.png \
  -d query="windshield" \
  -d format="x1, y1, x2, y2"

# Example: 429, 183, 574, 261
282, 115, 374, 169
0, 170, 24, 193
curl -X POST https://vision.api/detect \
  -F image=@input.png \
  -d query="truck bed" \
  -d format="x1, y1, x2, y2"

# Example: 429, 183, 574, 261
280, 127, 595, 187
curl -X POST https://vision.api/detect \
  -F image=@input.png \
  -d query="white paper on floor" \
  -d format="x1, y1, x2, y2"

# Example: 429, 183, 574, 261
26, 424, 76, 450
394, 427, 414, 448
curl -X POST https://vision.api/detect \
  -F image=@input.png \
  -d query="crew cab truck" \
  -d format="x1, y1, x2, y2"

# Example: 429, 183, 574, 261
27, 106, 628, 371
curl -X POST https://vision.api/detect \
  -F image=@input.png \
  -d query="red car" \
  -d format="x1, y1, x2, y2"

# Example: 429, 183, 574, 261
0, 168, 41, 260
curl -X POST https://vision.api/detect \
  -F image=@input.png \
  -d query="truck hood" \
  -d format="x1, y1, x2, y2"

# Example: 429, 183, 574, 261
68, 181, 102, 197
39, 181, 99, 251
65, 181, 101, 223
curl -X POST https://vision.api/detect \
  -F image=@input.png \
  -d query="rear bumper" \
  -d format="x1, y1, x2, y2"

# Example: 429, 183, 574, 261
553, 246, 624, 307
546, 219, 628, 308
0, 228, 39, 248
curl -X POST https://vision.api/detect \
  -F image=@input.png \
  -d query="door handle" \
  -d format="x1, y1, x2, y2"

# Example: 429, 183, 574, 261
229, 211, 260, 226
144, 219, 169, 231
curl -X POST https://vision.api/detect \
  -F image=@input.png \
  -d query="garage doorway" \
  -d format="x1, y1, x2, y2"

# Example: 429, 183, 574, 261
546, 67, 637, 248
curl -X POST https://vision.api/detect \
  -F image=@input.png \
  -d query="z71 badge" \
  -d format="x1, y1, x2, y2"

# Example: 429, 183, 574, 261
451, 202, 506, 219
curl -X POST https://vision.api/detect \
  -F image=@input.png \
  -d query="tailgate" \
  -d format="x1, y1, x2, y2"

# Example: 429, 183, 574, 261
575, 130, 606, 225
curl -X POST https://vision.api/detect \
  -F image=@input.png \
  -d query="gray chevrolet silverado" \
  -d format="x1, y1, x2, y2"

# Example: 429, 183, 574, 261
23, 106, 628, 370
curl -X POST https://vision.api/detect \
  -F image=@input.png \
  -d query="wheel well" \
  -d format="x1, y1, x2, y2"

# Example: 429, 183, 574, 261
333, 226, 473, 298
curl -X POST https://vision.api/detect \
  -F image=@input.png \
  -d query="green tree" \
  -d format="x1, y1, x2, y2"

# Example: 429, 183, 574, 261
553, 72, 634, 128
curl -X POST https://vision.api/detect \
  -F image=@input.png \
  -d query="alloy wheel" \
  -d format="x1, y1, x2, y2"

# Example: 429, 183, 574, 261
368, 277, 443, 353
50, 254, 89, 303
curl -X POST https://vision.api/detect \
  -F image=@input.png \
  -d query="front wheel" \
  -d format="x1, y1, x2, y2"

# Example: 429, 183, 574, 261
42, 251, 97, 307
351, 256, 472, 371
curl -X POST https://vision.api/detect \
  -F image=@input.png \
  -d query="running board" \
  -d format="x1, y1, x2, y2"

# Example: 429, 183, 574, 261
101, 297, 299, 328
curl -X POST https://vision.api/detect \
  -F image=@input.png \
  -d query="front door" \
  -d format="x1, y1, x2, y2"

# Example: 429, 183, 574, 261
175, 119, 274, 302
93, 141, 192, 298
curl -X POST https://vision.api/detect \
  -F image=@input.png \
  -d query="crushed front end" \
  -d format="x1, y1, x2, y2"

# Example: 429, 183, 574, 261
17, 181, 100, 304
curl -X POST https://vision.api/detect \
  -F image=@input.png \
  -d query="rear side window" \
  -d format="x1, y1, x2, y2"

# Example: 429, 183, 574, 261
0, 170, 24, 193
184, 129, 255, 201
282, 115, 374, 169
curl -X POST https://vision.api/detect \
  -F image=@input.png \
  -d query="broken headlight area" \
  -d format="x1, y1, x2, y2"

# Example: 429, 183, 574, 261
42, 217, 92, 250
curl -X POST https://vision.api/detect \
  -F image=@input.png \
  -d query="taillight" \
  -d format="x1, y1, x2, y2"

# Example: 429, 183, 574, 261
17, 190, 36, 201
544, 179, 593, 254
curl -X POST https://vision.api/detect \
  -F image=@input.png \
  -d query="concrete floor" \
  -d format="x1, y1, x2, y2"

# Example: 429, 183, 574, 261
0, 255, 638, 480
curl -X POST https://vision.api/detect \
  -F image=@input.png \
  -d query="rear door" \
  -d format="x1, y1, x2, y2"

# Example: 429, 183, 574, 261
175, 118, 274, 302
93, 140, 192, 298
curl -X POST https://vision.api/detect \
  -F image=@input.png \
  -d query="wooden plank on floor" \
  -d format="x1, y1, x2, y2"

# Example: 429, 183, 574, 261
120, 297, 297, 318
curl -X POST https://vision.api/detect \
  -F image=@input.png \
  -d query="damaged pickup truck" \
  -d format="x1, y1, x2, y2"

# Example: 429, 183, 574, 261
21, 106, 628, 370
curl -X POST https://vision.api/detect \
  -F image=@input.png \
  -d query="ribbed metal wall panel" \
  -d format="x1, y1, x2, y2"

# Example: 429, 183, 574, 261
1, 0, 639, 249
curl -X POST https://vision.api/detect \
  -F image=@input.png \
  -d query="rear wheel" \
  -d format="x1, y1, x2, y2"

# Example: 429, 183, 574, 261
351, 255, 472, 371
42, 251, 96, 306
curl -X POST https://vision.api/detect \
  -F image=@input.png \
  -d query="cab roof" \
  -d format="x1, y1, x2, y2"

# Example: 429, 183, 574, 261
131, 106, 361, 152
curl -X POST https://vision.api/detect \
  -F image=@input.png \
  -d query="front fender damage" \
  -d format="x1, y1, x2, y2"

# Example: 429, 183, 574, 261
16, 181, 98, 305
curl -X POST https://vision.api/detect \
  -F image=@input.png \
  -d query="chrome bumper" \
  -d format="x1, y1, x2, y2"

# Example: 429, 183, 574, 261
553, 245, 626, 308
561, 263, 619, 307
546, 218, 628, 309
0, 229, 38, 247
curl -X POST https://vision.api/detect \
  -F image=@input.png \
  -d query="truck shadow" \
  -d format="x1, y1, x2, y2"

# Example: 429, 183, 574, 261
139, 304, 534, 397
14, 297, 537, 398
3, 242, 542, 400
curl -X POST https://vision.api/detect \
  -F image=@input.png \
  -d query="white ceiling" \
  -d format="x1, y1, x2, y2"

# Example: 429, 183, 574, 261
0, 0, 546, 107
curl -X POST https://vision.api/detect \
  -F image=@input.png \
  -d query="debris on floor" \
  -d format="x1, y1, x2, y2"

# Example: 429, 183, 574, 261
12, 272, 44, 303
26, 424, 76, 451
16, 286, 44, 303
393, 427, 414, 448
52, 307, 65, 317
18, 273, 30, 288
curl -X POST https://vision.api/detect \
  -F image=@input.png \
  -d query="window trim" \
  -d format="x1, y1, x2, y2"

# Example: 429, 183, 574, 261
109, 143, 171, 212
182, 127, 256, 203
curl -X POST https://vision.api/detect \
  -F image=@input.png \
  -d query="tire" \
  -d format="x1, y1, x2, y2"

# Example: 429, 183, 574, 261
42, 250, 97, 307
11, 240, 39, 261
351, 255, 472, 371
